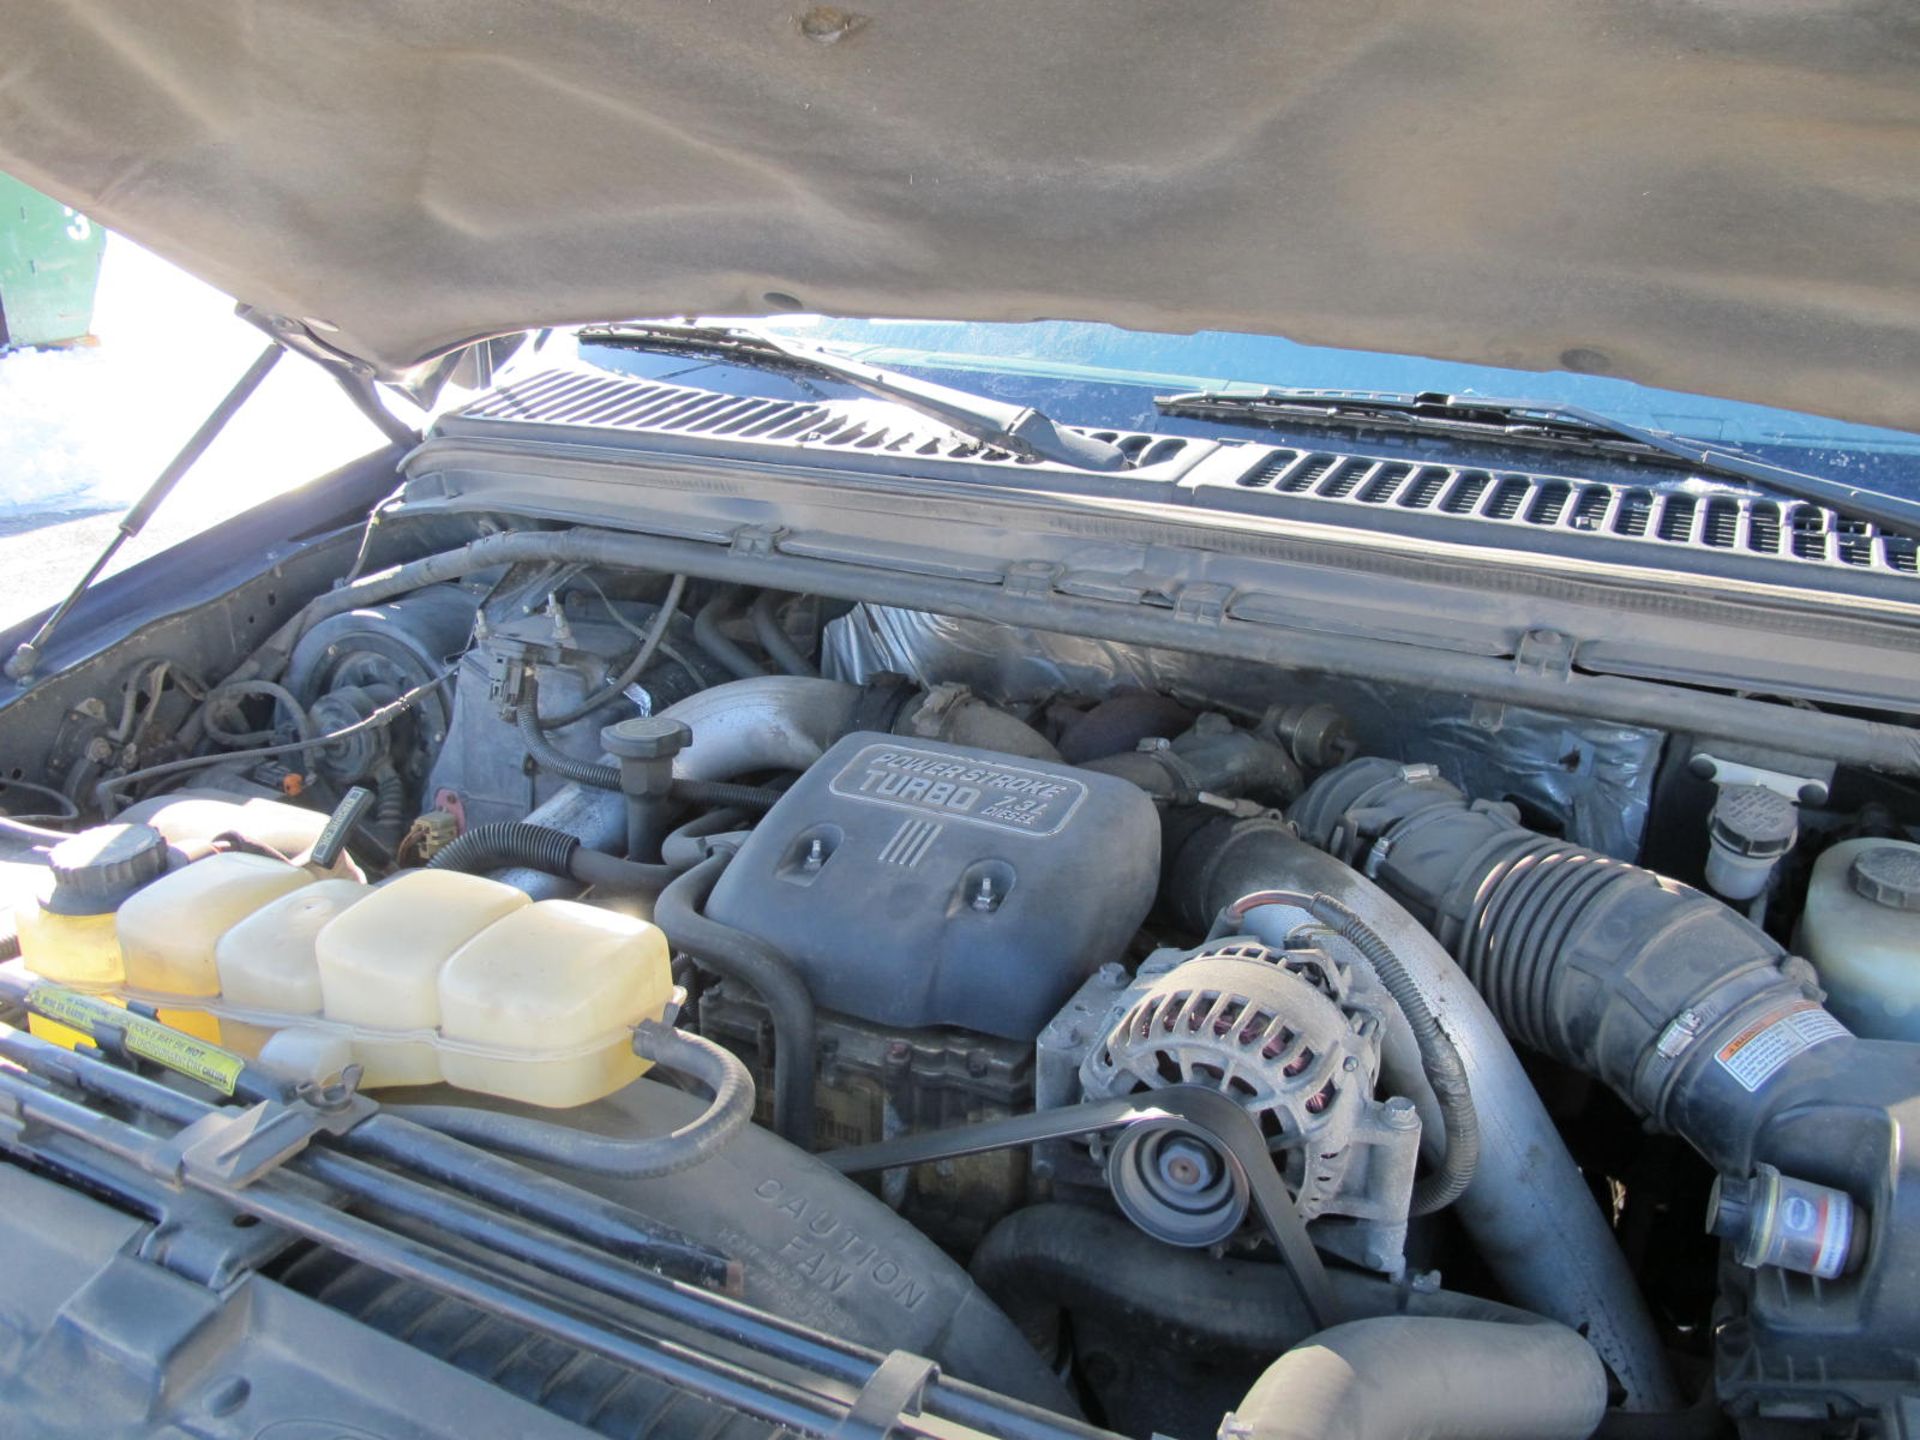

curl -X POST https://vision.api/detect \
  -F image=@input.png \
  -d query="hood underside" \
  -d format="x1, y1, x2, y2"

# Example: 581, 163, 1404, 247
2, 1, 1917, 430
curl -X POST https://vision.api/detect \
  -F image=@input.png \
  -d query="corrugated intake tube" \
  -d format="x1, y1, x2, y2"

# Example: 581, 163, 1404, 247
1292, 757, 1920, 1396
1288, 758, 1896, 1177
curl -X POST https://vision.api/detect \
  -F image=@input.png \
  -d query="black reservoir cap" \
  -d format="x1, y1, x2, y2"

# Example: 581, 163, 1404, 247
45, 823, 170, 915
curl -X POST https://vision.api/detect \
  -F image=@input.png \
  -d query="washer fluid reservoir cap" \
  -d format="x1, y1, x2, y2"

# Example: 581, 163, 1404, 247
1850, 845, 1920, 912
45, 823, 170, 914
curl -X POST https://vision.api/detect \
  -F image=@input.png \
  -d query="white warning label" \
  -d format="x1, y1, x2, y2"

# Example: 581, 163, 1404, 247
1714, 1000, 1849, 1093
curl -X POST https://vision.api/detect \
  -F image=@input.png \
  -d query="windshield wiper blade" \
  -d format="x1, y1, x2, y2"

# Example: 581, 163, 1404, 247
1158, 387, 1920, 535
580, 322, 1129, 472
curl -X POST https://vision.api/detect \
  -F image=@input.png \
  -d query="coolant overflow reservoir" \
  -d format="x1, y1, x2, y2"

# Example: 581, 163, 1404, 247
118, 851, 314, 997
1800, 838, 1920, 1042
16, 823, 172, 987
437, 898, 675, 1107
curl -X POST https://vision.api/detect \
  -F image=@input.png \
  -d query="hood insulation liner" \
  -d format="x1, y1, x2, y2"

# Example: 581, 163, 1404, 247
0, 1, 1915, 429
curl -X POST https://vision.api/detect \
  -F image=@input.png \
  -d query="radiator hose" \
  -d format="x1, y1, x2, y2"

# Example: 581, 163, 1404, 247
654, 851, 817, 1149
974, 1203, 1564, 1361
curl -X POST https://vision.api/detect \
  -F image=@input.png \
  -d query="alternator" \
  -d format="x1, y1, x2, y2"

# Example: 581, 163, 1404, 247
1073, 931, 1421, 1270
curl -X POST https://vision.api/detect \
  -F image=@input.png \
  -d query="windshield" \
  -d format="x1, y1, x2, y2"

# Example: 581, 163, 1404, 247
572, 317, 1920, 503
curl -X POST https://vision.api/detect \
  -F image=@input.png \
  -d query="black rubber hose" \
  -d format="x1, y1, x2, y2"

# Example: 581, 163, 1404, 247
670, 778, 782, 813
692, 587, 769, 681
202, 678, 318, 748
425, 822, 676, 893
384, 1025, 754, 1178
371, 762, 406, 828
568, 848, 684, 893
1306, 892, 1479, 1216
750, 591, 817, 677
654, 853, 816, 1148
970, 1204, 1551, 1363
517, 677, 621, 789
0, 815, 76, 845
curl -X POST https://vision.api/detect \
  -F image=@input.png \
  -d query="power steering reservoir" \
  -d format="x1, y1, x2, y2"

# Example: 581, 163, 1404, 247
1799, 838, 1920, 1042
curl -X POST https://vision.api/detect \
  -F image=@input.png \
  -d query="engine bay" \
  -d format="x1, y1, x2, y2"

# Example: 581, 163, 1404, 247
3, 510, 1920, 1440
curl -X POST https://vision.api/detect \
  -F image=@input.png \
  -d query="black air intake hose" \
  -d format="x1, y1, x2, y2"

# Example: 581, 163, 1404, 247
1292, 758, 1920, 1388
1292, 759, 1846, 1169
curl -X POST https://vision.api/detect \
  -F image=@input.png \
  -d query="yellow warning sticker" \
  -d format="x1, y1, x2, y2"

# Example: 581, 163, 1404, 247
26, 984, 244, 1096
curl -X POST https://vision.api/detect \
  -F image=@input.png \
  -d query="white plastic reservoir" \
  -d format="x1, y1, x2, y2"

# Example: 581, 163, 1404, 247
1799, 838, 1920, 1042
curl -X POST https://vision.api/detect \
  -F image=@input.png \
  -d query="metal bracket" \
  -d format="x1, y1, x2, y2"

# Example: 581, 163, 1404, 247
1470, 629, 1577, 731
834, 1350, 939, 1440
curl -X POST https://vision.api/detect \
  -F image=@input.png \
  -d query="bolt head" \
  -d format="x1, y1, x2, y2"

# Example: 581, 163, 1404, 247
1383, 1095, 1420, 1129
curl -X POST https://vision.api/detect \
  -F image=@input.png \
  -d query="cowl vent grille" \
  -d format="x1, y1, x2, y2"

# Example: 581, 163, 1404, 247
1209, 447, 1918, 579
440, 369, 1918, 590
453, 367, 1201, 476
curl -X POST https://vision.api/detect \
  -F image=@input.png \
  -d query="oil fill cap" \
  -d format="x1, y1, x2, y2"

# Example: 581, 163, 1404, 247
1849, 845, 1920, 912
45, 823, 170, 914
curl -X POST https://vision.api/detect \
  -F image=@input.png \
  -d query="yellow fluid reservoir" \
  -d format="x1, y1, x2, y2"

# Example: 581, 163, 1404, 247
118, 851, 313, 997
17, 900, 124, 988
437, 898, 675, 1107
11, 824, 174, 1047
216, 878, 370, 1012
316, 870, 529, 1031
14, 824, 179, 987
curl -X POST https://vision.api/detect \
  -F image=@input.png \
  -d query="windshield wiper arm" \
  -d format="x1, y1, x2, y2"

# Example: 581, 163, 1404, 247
1158, 388, 1920, 535
580, 322, 1129, 472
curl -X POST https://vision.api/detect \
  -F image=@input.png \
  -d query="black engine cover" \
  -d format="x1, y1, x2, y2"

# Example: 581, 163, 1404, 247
704, 732, 1159, 1039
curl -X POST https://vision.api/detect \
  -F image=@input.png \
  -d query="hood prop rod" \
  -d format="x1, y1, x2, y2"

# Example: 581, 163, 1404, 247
5, 341, 284, 684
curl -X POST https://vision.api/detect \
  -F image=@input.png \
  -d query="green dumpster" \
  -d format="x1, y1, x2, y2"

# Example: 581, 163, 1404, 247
0, 172, 106, 349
